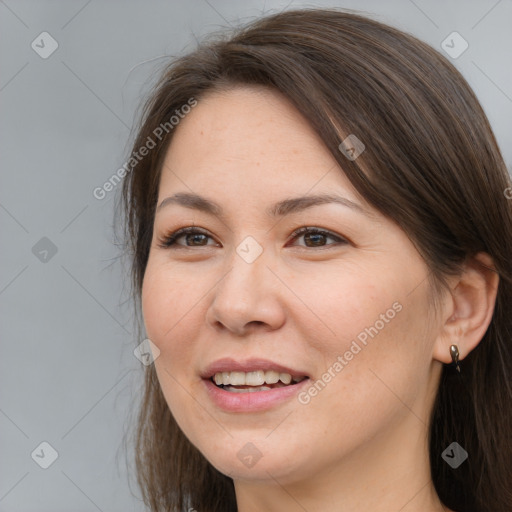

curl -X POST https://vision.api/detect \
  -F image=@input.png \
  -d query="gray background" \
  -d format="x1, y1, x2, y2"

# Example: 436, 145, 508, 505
1, 0, 511, 511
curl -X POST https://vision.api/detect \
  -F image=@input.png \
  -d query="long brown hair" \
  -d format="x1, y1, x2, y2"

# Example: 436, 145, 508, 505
117, 8, 512, 511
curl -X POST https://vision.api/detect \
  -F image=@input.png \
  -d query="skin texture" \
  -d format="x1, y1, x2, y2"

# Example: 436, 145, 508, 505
141, 86, 497, 511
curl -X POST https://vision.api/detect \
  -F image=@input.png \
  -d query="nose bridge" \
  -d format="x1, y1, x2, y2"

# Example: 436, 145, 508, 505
206, 237, 285, 333
219, 238, 271, 304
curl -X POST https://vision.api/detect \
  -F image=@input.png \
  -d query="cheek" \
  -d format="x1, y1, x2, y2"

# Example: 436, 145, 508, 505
294, 267, 399, 357
141, 265, 201, 434
141, 261, 201, 346
141, 260, 213, 398
287, 303, 428, 468
141, 273, 171, 346
297, 266, 430, 414
313, 256, 427, 352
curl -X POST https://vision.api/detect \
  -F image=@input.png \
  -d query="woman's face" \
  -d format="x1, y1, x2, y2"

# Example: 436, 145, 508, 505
142, 86, 444, 485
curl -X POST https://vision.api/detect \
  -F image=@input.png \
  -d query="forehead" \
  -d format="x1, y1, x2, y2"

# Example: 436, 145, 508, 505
168, 86, 326, 155
158, 86, 362, 206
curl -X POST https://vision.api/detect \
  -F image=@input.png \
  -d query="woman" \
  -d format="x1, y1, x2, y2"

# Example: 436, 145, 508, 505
118, 8, 512, 512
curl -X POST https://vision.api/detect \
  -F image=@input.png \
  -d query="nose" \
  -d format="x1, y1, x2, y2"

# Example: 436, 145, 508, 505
205, 247, 286, 336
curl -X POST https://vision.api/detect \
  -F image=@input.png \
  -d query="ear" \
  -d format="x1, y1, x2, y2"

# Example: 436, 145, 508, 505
433, 252, 499, 364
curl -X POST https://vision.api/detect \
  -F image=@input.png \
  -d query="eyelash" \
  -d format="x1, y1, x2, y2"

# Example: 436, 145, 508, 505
156, 226, 348, 250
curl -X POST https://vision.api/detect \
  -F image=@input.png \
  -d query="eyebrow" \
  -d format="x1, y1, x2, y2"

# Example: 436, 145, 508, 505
156, 191, 371, 218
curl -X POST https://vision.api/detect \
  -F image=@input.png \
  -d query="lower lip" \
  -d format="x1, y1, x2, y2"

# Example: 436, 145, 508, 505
202, 378, 310, 412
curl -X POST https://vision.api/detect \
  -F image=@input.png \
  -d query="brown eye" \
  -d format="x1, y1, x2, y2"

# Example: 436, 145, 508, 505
183, 233, 208, 246
157, 227, 218, 249
290, 227, 348, 248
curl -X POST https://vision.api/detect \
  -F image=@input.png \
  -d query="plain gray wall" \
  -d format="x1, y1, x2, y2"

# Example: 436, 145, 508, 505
1, 1, 511, 510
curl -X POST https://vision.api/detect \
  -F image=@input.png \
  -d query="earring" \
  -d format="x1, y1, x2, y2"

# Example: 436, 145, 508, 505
450, 344, 461, 373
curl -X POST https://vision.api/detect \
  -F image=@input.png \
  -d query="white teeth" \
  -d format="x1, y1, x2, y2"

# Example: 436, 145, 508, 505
228, 371, 246, 386
212, 370, 304, 387
279, 373, 292, 385
265, 370, 280, 384
245, 371, 265, 386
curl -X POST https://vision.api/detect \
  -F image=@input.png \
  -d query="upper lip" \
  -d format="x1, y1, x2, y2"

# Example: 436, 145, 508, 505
201, 358, 310, 380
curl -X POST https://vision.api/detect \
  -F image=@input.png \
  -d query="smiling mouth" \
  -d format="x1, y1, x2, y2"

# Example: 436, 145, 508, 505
210, 370, 309, 393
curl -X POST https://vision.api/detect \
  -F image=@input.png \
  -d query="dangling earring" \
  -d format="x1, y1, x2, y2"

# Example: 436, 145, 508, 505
450, 344, 461, 373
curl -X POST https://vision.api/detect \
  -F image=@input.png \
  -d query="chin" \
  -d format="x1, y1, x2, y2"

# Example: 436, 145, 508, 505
195, 434, 314, 483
